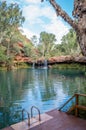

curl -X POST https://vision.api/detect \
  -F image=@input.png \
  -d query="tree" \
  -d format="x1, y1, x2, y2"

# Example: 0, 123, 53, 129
41, 0, 86, 56
0, 1, 25, 69
56, 29, 80, 55
38, 31, 56, 58
24, 42, 34, 57
31, 35, 38, 47
0, 1, 24, 45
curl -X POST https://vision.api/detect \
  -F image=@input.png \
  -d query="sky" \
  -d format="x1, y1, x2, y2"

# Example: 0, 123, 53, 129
4, 0, 74, 43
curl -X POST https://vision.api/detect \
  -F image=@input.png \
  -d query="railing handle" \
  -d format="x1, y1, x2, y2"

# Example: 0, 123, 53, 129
59, 94, 76, 111
22, 109, 30, 126
31, 106, 41, 121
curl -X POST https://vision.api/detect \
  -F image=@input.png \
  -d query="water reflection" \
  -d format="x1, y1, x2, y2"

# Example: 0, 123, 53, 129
0, 68, 86, 128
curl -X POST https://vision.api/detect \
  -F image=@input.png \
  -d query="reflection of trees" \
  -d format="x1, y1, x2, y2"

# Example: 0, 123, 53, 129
61, 76, 86, 96
0, 68, 86, 128
0, 69, 37, 128
50, 69, 86, 96
37, 69, 86, 103
1, 68, 85, 107
0, 69, 36, 103
37, 70, 56, 101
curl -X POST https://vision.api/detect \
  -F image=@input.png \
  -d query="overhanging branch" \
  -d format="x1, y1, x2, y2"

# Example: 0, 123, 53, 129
49, 0, 78, 31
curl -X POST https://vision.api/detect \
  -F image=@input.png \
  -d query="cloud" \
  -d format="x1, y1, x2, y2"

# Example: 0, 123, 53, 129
22, 3, 69, 43
20, 27, 36, 39
22, 4, 57, 27
23, 4, 52, 21
25, 0, 41, 4
23, 5, 42, 23
43, 17, 69, 43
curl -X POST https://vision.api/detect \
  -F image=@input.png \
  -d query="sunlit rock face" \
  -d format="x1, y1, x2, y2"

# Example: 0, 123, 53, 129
48, 56, 86, 64
36, 56, 86, 65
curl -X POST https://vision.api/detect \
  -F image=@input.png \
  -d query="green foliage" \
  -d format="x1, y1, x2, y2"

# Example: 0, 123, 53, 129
0, 1, 25, 69
0, 1, 25, 43
56, 29, 80, 56
38, 31, 56, 59
35, 29, 80, 58
31, 35, 38, 47
0, 45, 7, 62
24, 43, 33, 56
16, 62, 31, 69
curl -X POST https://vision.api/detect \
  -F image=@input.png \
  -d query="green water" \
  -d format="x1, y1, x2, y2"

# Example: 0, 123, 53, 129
0, 68, 86, 128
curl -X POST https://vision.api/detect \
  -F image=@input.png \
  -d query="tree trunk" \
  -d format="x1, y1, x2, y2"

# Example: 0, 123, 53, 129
77, 32, 86, 56
77, 0, 86, 56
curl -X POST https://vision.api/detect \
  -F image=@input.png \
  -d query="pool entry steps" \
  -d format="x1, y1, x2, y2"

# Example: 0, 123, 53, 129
22, 106, 41, 126
2, 93, 86, 130
22, 94, 86, 121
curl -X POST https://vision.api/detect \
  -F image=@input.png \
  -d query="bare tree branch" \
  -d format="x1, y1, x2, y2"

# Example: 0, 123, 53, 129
49, 0, 78, 30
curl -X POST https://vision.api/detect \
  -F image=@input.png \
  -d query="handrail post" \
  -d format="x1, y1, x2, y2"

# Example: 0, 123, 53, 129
75, 94, 79, 117
31, 106, 41, 121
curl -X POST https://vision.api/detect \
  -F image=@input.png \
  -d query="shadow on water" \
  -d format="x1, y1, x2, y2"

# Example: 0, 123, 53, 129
0, 68, 86, 128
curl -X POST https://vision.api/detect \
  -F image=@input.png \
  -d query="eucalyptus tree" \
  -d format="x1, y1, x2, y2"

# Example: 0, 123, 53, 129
41, 0, 86, 56
0, 1, 25, 69
31, 35, 38, 47
38, 31, 56, 59
57, 29, 80, 55
0, 1, 7, 44
0, 1, 24, 44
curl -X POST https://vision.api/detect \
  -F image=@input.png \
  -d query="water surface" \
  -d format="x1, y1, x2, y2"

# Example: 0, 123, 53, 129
0, 68, 86, 128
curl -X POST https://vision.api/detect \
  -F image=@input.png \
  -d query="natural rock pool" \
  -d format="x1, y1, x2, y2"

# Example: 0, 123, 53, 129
0, 68, 86, 129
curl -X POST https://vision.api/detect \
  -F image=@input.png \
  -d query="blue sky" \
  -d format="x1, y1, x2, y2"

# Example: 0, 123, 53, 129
5, 0, 74, 43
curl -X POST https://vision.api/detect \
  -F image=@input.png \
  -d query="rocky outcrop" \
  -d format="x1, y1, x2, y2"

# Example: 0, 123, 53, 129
48, 56, 86, 64
14, 55, 32, 63
74, 56, 86, 63
48, 56, 74, 64
14, 55, 86, 65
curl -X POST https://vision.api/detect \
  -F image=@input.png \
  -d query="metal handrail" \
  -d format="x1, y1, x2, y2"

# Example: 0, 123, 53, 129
22, 109, 30, 126
59, 94, 76, 111
31, 106, 41, 121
